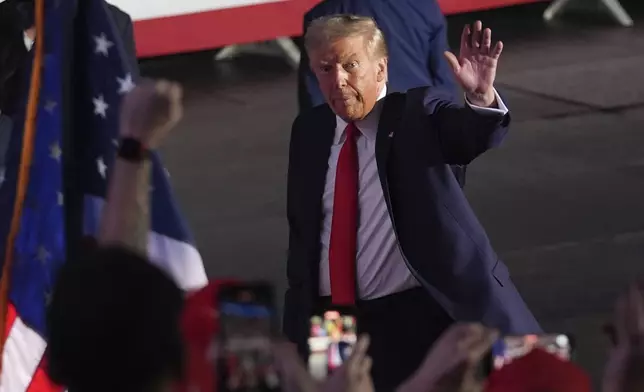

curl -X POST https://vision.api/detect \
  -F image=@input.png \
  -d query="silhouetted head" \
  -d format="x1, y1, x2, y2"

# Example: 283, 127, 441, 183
47, 246, 185, 392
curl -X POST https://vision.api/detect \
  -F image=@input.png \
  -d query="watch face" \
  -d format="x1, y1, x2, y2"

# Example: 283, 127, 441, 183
118, 138, 146, 161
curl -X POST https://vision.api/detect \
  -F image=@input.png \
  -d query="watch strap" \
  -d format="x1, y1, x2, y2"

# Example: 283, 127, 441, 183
117, 137, 150, 162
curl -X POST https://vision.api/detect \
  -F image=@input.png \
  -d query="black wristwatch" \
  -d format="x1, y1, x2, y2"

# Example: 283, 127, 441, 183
117, 137, 150, 162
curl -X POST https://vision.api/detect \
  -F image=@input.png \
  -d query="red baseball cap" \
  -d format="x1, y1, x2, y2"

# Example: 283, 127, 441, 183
485, 348, 591, 392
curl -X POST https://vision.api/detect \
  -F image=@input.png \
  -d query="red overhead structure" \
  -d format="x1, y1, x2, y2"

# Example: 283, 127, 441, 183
120, 0, 548, 58
439, 0, 547, 15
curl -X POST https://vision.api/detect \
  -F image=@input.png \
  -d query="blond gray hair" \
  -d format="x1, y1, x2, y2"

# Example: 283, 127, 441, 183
304, 15, 388, 59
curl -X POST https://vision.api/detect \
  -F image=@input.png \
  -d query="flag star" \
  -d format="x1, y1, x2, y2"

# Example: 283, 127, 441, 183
57, 191, 64, 206
117, 74, 135, 95
112, 138, 119, 147
44, 100, 57, 113
94, 33, 114, 56
97, 156, 108, 178
37, 246, 50, 264
50, 142, 62, 161
93, 95, 109, 118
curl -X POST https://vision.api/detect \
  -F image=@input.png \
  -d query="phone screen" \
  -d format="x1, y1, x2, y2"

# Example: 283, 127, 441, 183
307, 309, 358, 380
217, 284, 280, 392
489, 334, 573, 371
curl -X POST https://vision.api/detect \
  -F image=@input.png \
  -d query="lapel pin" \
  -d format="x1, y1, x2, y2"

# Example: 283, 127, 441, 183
388, 132, 394, 138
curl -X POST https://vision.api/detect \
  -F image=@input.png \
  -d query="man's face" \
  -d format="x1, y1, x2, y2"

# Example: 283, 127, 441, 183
310, 35, 387, 122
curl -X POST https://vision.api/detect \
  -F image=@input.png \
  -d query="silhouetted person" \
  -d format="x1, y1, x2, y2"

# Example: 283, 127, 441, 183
47, 246, 185, 392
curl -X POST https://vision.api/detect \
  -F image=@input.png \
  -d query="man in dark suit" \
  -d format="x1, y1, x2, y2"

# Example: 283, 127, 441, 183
298, 0, 469, 188
0, 1, 30, 186
0, 0, 139, 175
284, 15, 540, 391
12, 0, 139, 73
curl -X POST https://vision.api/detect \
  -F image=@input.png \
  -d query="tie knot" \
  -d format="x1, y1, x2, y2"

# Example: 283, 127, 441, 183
345, 123, 359, 139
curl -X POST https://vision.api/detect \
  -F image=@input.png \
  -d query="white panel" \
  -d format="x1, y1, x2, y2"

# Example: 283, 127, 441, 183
105, 0, 286, 22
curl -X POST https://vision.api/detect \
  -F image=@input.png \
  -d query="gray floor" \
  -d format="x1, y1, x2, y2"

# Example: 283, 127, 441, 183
141, 0, 644, 385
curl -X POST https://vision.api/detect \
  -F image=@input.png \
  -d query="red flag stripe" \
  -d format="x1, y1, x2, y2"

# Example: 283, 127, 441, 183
3, 303, 17, 342
26, 357, 65, 392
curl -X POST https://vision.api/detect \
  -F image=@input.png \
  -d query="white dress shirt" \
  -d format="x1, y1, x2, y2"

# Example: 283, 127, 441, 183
24, 33, 34, 52
319, 86, 508, 300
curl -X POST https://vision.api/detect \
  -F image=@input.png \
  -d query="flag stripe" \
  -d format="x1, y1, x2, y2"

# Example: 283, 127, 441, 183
0, 0, 208, 389
25, 357, 64, 392
83, 195, 207, 291
2, 305, 15, 342
0, 0, 45, 362
0, 305, 47, 392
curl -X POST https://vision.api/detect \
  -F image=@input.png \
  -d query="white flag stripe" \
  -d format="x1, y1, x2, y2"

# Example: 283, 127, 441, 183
0, 315, 47, 392
83, 195, 208, 291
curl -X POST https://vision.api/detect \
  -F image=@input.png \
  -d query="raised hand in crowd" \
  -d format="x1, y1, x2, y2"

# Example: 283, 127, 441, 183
119, 78, 183, 147
272, 335, 374, 392
272, 340, 320, 392
603, 285, 644, 392
100, 79, 183, 251
397, 323, 498, 392
320, 335, 374, 392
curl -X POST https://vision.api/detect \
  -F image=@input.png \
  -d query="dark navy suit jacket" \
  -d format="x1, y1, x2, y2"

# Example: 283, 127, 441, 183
284, 87, 541, 355
297, 0, 459, 111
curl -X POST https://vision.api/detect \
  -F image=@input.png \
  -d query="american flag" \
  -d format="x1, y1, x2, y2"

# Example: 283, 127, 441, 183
0, 0, 207, 390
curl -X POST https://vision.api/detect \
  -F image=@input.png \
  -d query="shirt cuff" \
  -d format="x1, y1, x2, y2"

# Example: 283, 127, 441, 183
464, 88, 508, 116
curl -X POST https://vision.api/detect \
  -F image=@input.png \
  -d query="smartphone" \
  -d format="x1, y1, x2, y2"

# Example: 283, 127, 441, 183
486, 333, 574, 373
216, 282, 280, 392
307, 307, 358, 380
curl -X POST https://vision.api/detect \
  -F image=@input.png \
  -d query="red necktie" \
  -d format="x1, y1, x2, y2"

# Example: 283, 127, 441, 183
329, 123, 359, 305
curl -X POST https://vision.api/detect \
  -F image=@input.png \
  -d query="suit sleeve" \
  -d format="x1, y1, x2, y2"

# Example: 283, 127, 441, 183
419, 87, 510, 165
282, 115, 310, 358
0, 115, 13, 169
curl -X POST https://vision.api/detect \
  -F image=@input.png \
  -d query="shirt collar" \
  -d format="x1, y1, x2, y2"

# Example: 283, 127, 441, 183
334, 85, 387, 144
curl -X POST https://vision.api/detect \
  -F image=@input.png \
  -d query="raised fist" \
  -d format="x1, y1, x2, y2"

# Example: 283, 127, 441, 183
119, 79, 183, 148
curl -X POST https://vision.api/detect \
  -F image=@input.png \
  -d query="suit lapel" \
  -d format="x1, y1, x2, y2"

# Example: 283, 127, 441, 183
376, 92, 405, 185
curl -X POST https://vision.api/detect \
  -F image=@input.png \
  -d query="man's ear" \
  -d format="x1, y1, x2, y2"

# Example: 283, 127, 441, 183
376, 57, 388, 83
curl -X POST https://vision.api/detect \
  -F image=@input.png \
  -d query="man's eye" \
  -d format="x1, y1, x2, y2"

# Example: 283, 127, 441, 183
345, 62, 358, 69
